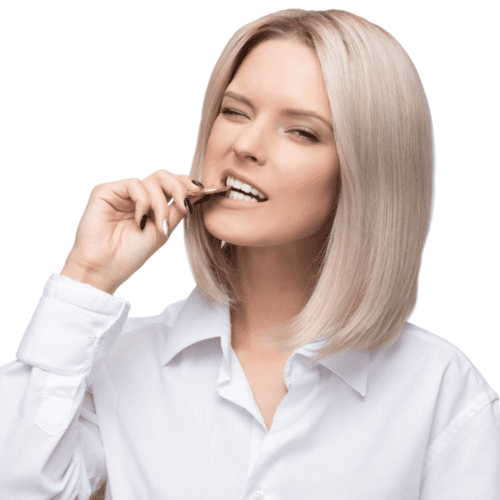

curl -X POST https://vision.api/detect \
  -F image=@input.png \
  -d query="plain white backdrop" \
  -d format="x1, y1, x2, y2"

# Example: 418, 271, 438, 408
1, 1, 498, 394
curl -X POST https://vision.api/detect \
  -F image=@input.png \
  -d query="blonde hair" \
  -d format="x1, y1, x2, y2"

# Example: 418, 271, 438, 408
184, 9, 434, 362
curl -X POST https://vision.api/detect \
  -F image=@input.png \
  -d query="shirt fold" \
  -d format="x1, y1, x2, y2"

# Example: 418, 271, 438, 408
1, 273, 499, 499
0, 273, 130, 499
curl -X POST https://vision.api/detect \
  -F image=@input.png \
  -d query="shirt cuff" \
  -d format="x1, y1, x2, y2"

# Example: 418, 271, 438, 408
16, 273, 131, 377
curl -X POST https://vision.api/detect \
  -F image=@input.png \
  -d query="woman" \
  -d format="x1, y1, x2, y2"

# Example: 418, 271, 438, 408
1, 8, 498, 499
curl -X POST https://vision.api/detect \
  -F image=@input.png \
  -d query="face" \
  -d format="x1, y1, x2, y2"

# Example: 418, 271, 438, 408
202, 39, 340, 248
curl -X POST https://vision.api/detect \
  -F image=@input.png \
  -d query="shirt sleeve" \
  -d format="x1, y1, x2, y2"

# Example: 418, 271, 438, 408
0, 273, 131, 499
419, 397, 500, 499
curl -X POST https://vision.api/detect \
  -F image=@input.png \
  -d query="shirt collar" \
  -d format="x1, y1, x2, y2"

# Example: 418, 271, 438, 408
161, 287, 369, 397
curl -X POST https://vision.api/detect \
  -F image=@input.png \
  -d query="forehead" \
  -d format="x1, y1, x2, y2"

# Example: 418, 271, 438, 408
227, 39, 331, 119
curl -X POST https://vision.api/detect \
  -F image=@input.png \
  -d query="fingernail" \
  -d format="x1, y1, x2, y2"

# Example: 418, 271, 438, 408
184, 197, 193, 215
140, 214, 147, 231
163, 218, 169, 238
191, 180, 204, 188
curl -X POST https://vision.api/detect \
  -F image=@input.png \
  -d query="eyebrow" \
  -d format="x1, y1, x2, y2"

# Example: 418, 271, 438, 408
223, 91, 333, 131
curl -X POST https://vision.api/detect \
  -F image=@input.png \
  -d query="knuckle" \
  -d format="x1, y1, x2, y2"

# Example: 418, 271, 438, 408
90, 184, 104, 197
157, 169, 173, 178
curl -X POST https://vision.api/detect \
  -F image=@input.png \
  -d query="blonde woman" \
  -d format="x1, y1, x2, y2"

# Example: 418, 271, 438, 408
1, 9, 499, 499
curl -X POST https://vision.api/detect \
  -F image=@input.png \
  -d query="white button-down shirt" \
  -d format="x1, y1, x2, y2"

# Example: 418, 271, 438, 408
1, 273, 499, 499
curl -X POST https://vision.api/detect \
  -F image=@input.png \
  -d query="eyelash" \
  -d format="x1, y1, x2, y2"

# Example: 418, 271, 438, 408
221, 107, 244, 118
220, 107, 320, 143
291, 128, 320, 143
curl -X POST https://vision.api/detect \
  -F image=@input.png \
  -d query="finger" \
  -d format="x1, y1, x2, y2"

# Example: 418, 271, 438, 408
165, 191, 206, 235
144, 171, 196, 239
107, 178, 153, 229
189, 177, 205, 190
152, 170, 191, 219
142, 179, 171, 236
178, 175, 208, 204
164, 178, 202, 235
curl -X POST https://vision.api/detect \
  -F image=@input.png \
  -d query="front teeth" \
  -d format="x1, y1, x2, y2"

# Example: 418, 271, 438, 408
228, 190, 258, 202
225, 176, 266, 200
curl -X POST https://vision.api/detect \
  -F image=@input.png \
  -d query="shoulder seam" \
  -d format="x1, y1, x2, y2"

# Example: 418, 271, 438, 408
423, 395, 499, 474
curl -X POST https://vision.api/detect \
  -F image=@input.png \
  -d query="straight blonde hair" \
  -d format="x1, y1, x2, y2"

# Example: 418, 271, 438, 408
184, 9, 434, 363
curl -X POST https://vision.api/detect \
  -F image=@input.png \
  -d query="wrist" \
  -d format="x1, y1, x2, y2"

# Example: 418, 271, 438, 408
60, 261, 117, 295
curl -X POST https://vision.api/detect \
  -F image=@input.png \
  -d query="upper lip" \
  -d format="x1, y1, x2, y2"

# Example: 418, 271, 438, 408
221, 169, 268, 199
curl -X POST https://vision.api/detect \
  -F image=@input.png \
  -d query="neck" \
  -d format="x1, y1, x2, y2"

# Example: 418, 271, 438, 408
230, 227, 329, 355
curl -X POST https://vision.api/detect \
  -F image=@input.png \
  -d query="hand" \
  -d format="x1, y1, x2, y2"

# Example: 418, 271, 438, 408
60, 170, 205, 294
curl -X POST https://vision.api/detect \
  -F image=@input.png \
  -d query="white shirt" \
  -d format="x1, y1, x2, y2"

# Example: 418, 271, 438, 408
0, 273, 499, 499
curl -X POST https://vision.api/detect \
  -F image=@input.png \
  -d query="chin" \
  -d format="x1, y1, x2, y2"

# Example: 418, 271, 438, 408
204, 217, 262, 247
202, 202, 328, 248
204, 224, 263, 247
203, 215, 304, 248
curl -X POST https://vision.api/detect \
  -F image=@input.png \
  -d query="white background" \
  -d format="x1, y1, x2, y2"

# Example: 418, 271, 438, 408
0, 1, 498, 393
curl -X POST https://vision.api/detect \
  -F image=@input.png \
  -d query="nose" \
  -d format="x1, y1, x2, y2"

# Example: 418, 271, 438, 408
232, 118, 266, 166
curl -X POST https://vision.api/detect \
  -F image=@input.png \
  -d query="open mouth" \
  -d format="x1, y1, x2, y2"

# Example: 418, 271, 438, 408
224, 176, 268, 203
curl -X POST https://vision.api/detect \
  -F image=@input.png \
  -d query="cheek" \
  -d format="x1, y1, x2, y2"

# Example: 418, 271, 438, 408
202, 130, 223, 186
202, 120, 236, 184
279, 159, 339, 228
287, 152, 339, 205
288, 185, 334, 231
205, 119, 230, 157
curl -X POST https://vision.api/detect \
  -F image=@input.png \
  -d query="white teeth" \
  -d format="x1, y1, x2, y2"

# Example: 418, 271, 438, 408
225, 176, 267, 200
228, 191, 243, 201
227, 190, 258, 202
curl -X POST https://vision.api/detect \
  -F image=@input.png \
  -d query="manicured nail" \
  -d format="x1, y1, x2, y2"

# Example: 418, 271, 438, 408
163, 218, 169, 238
191, 180, 204, 188
184, 197, 193, 214
140, 214, 147, 230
